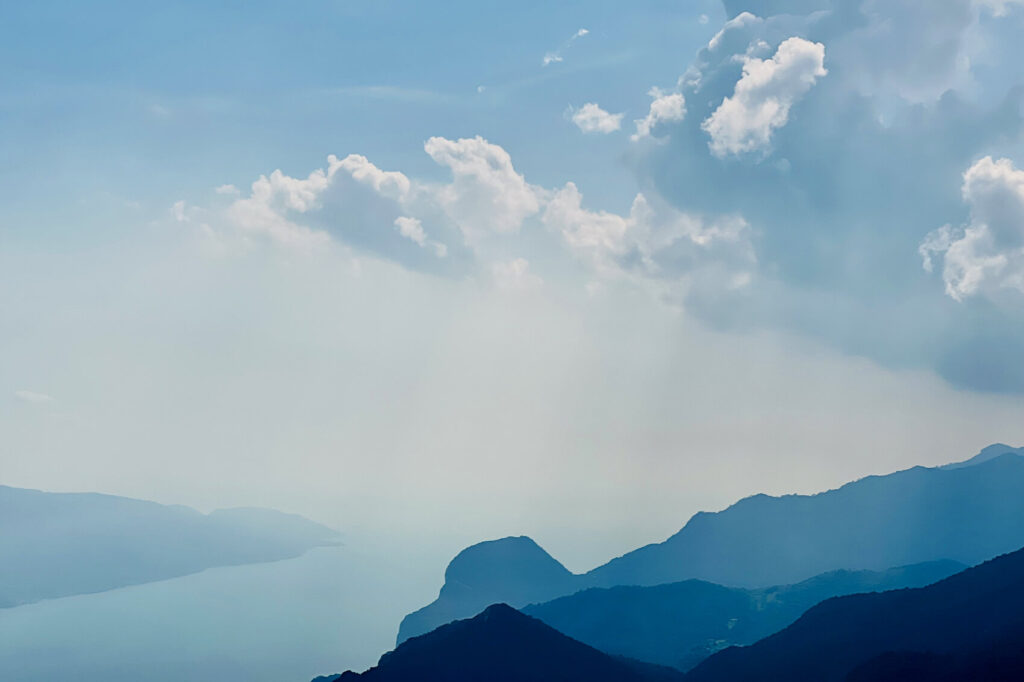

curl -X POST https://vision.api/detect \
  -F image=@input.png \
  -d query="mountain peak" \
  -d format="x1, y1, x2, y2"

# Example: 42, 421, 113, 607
396, 536, 578, 644
443, 536, 573, 588
337, 602, 684, 682
941, 443, 1024, 470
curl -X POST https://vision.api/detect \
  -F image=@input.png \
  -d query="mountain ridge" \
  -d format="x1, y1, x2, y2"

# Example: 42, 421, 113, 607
522, 559, 964, 671
684, 544, 1024, 681
332, 603, 684, 682
398, 444, 1024, 641
0, 485, 340, 608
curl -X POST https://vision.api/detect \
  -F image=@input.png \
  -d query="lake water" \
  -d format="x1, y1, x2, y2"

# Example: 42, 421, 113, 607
0, 545, 436, 681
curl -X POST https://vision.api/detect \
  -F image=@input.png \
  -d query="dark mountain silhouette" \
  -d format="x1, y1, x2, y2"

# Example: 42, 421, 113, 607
325, 603, 684, 682
685, 545, 1024, 682
0, 485, 339, 607
399, 445, 1024, 640
522, 559, 963, 671
397, 536, 577, 643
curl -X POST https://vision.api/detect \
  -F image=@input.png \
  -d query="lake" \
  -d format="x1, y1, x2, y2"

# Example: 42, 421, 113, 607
0, 545, 436, 681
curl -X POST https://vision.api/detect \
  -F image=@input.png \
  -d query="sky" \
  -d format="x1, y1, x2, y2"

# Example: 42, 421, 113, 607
3, 0, 1024, 573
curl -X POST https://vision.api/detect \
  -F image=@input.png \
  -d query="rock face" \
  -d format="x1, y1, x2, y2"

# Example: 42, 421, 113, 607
523, 559, 964, 671
684, 545, 1024, 682
0, 485, 339, 608
335, 603, 684, 682
398, 445, 1024, 640
396, 536, 577, 644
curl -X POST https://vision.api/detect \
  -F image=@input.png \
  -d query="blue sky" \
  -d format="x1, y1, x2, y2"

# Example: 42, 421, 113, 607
3, 0, 1024, 569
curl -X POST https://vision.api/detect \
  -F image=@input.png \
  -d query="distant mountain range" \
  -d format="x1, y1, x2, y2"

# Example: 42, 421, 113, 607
522, 559, 963, 671
684, 544, 1024, 681
0, 485, 339, 608
320, 546, 1024, 682
399, 444, 1024, 642
323, 603, 685, 682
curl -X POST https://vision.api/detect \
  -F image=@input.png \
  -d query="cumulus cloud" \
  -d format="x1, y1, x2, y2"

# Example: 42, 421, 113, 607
922, 156, 1024, 301
632, 88, 687, 141
622, 0, 1024, 392
211, 135, 544, 268
702, 36, 827, 157
394, 216, 427, 246
570, 103, 624, 134
394, 216, 448, 258
543, 181, 755, 294
424, 136, 543, 241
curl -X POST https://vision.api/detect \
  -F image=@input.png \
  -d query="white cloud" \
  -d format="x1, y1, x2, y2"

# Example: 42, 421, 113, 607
207, 134, 751, 297
394, 216, 448, 258
210, 135, 538, 261
922, 156, 1024, 301
331, 153, 411, 200
15, 390, 54, 405
707, 11, 763, 52
424, 136, 543, 241
631, 88, 687, 141
543, 181, 755, 292
543, 27, 589, 66
702, 37, 827, 157
492, 257, 543, 291
394, 216, 427, 246
225, 167, 333, 248
214, 184, 239, 196
571, 103, 624, 134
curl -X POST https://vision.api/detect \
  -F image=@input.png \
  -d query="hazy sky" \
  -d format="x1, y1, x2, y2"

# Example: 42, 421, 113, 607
4, 0, 1024, 572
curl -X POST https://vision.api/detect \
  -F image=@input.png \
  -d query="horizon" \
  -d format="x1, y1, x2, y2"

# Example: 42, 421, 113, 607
5, 2, 1024, 680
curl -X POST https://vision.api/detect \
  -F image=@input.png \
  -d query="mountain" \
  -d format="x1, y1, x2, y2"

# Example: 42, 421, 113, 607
684, 545, 1024, 682
325, 603, 684, 682
941, 442, 1023, 469
588, 451, 1024, 589
522, 559, 963, 671
0, 485, 339, 608
399, 445, 1024, 639
396, 536, 577, 644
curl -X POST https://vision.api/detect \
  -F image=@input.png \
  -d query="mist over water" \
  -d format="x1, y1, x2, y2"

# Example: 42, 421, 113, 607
0, 546, 437, 682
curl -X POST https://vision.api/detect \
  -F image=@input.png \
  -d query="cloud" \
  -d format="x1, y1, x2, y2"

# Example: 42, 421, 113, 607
543, 181, 755, 294
624, 0, 1024, 392
543, 27, 590, 66
205, 136, 544, 274
632, 88, 687, 141
394, 216, 448, 258
702, 36, 827, 157
424, 136, 543, 242
492, 258, 543, 291
15, 390, 54, 405
394, 216, 427, 246
570, 103, 624, 134
921, 156, 1024, 301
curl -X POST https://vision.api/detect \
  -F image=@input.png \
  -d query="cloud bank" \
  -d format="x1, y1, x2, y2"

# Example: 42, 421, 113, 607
194, 1, 1024, 393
